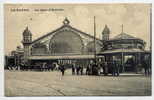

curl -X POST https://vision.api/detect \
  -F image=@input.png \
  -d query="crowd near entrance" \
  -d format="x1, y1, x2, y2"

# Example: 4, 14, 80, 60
6, 54, 151, 76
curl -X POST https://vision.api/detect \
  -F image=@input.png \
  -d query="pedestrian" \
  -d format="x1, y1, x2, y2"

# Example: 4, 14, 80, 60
104, 61, 108, 76
115, 61, 120, 76
76, 65, 80, 75
142, 60, 150, 76
72, 64, 75, 75
86, 64, 92, 75
60, 64, 65, 76
80, 66, 83, 75
92, 61, 98, 75
48, 63, 52, 71
86, 65, 89, 75
112, 61, 116, 76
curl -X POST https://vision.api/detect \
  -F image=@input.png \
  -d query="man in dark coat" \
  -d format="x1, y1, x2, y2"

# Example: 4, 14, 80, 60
86, 65, 90, 75
115, 61, 120, 76
104, 62, 108, 76
112, 61, 116, 76
72, 64, 75, 75
80, 66, 83, 75
92, 61, 98, 75
76, 65, 80, 75
60, 64, 65, 76
142, 60, 150, 76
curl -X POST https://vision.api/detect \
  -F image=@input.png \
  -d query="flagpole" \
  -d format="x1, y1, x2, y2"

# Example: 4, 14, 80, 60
121, 24, 124, 72
94, 16, 96, 64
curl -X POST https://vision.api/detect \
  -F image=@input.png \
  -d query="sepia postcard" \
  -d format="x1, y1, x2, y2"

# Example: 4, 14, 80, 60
4, 3, 152, 96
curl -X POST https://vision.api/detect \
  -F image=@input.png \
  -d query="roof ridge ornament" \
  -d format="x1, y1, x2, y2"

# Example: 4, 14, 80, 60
63, 17, 70, 25
105, 24, 108, 28
23, 26, 32, 36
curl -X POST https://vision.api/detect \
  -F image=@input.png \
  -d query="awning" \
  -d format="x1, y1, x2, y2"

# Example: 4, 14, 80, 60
29, 54, 102, 60
98, 49, 149, 55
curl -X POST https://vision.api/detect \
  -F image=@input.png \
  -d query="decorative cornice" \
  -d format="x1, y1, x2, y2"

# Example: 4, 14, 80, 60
31, 24, 102, 44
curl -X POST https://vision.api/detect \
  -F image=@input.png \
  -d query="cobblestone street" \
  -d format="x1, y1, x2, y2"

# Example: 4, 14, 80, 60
5, 70, 151, 96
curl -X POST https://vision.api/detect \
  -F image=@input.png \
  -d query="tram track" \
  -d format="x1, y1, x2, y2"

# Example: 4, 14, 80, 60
6, 78, 66, 96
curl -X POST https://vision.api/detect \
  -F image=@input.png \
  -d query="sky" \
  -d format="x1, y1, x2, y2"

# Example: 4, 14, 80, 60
4, 3, 151, 55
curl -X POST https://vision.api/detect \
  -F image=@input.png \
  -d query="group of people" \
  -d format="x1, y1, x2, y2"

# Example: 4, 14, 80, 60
71, 64, 84, 75
7, 58, 151, 77
7, 60, 121, 76
8, 62, 61, 71
69, 60, 120, 76
55, 64, 84, 76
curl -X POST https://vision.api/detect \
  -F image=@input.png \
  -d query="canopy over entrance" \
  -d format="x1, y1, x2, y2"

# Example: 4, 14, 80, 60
29, 55, 102, 60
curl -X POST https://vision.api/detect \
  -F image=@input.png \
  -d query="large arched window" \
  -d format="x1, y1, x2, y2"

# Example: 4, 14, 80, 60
49, 30, 84, 54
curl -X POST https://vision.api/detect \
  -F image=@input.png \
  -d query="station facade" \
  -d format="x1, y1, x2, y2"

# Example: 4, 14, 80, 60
22, 18, 102, 66
7, 18, 150, 72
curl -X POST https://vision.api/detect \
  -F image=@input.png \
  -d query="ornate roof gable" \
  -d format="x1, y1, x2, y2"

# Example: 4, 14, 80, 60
31, 18, 101, 44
